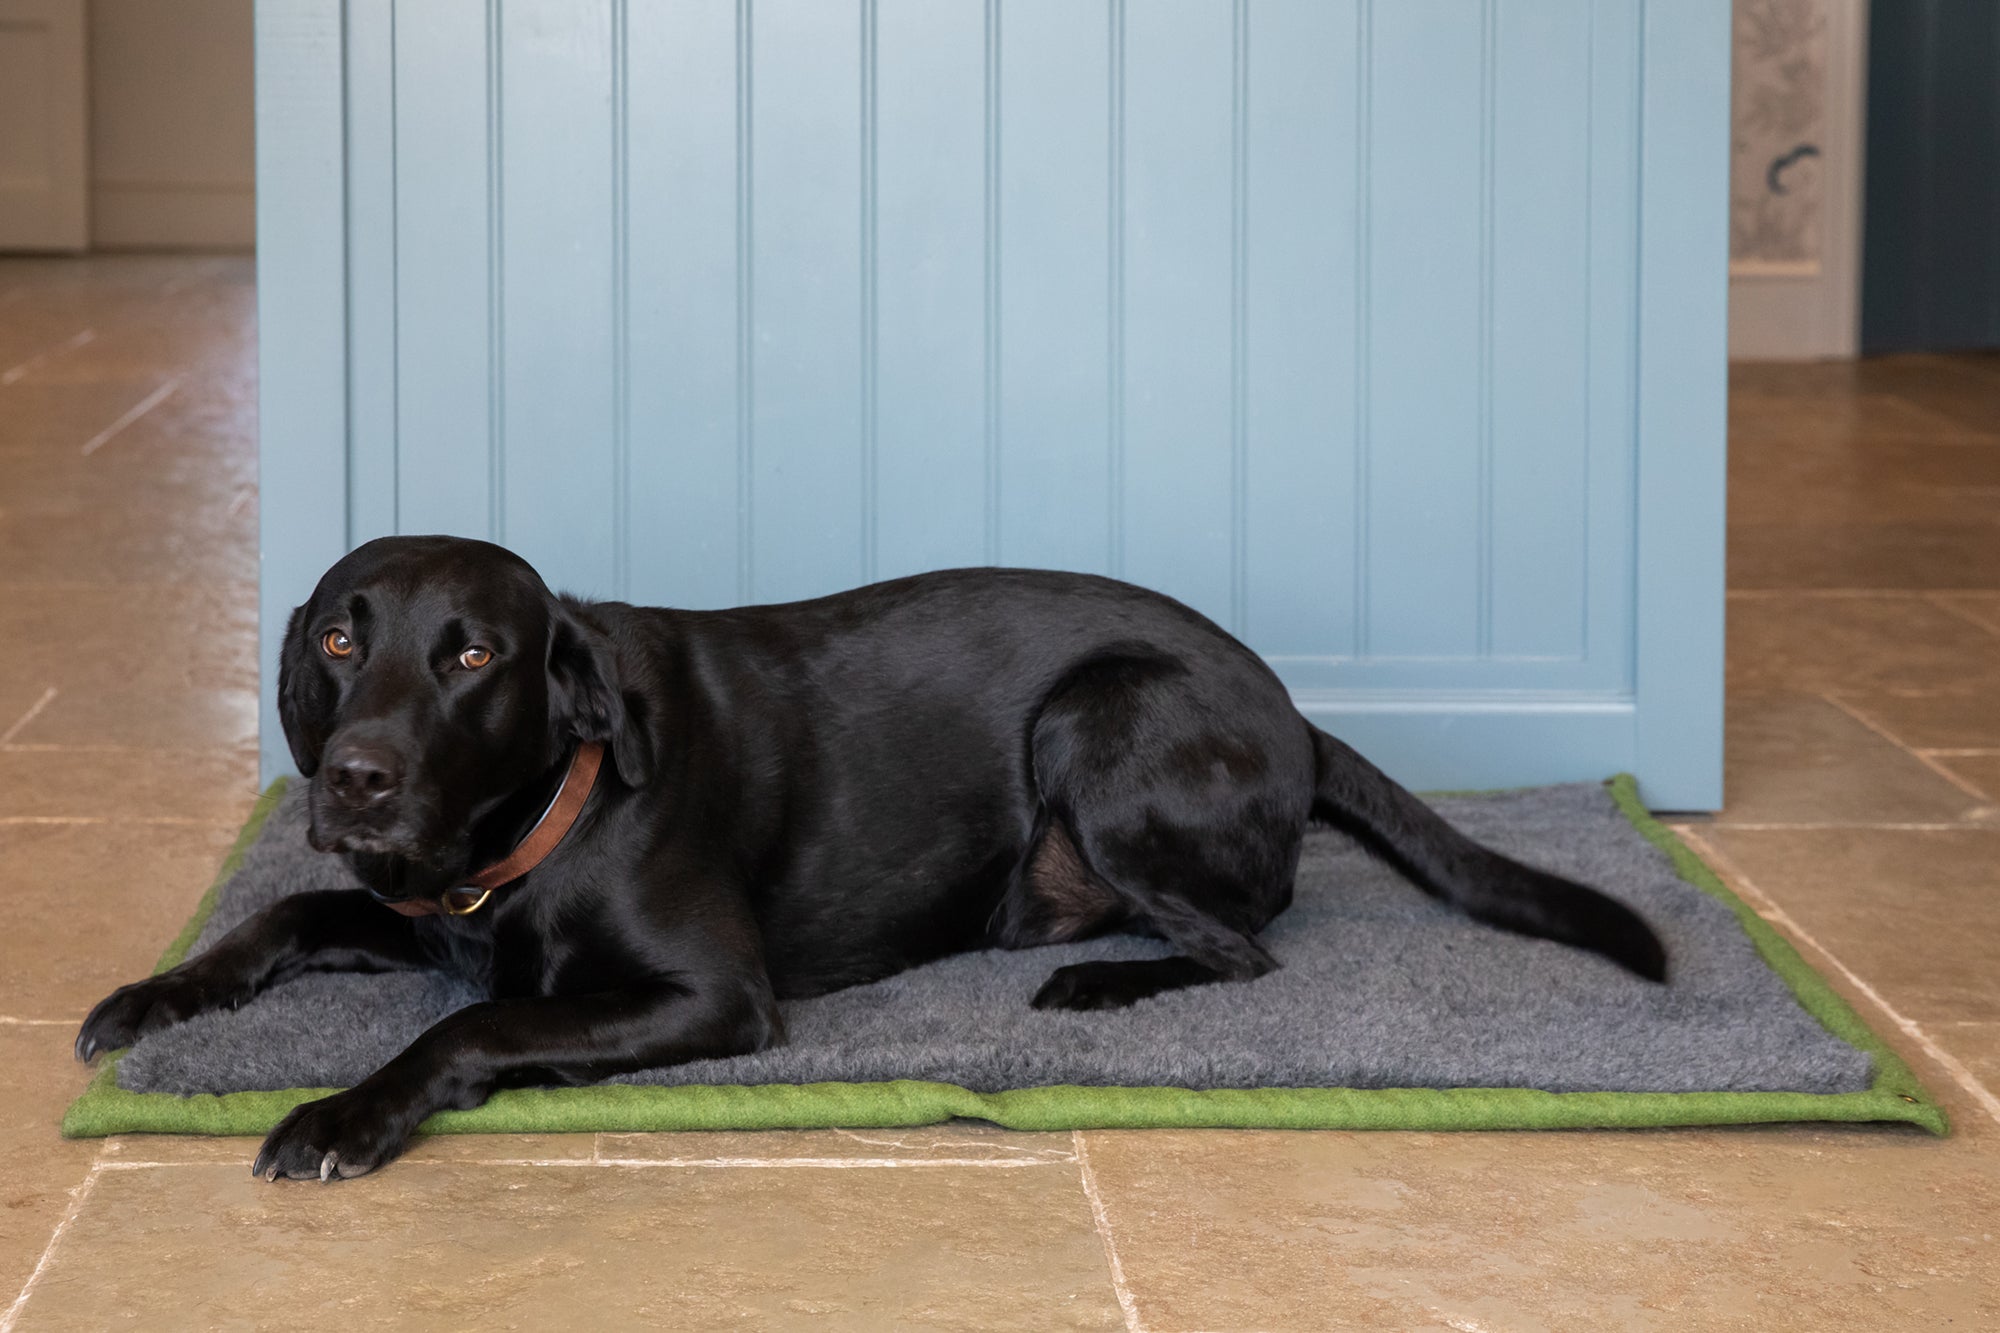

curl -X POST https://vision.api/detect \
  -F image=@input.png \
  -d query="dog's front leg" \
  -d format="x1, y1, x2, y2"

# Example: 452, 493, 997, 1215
76, 890, 430, 1062
252, 977, 781, 1180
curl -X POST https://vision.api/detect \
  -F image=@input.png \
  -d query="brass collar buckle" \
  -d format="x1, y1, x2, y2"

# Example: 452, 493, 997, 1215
442, 886, 494, 916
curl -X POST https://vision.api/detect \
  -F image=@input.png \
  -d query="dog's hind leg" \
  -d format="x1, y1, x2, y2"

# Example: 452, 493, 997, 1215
1022, 651, 1308, 1012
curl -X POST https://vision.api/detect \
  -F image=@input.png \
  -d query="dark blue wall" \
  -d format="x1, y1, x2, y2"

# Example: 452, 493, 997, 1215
1863, 0, 2000, 353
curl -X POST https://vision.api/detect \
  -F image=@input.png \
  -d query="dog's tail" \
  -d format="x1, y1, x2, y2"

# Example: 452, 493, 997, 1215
1307, 725, 1668, 982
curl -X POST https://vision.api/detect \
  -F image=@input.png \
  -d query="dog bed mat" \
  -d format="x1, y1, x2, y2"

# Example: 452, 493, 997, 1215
64, 777, 1945, 1137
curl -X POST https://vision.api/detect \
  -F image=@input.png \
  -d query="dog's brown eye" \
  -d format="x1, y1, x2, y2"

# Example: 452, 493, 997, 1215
459, 645, 493, 670
322, 630, 353, 659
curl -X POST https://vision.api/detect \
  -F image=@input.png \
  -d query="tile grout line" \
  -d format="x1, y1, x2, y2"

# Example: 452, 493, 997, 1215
79, 374, 184, 457
0, 329, 96, 386
0, 1018, 73, 1027
828, 1125, 1075, 1160
0, 1158, 104, 1333
1925, 590, 2000, 638
590, 1156, 1063, 1169
1726, 588, 2000, 599
1678, 825, 2000, 1129
88, 1156, 1074, 1171
1074, 1131, 1145, 1333
0, 688, 57, 748
1691, 821, 1999, 832
1821, 692, 1999, 808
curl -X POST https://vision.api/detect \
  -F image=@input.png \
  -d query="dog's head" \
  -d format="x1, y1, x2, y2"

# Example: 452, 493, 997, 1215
278, 535, 653, 868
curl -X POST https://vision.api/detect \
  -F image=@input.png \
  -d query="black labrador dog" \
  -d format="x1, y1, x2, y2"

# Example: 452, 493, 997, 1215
78, 535, 1665, 1179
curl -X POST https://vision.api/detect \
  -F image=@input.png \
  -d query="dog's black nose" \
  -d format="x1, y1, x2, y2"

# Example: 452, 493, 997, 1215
324, 741, 405, 806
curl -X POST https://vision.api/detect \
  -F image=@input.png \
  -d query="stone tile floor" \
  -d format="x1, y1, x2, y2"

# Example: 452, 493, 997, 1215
0, 256, 1996, 1328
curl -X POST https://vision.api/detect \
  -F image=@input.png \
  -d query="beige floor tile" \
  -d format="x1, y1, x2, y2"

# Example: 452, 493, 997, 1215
1080, 1126, 2000, 1332
1699, 827, 2000, 1023
1935, 752, 2000, 803
1728, 371, 1991, 445
1939, 1024, 2000, 1098
0, 746, 260, 823
95, 1135, 267, 1167
1718, 693, 1993, 825
14, 1160, 1122, 1331
1730, 521, 2000, 591
1726, 594, 2000, 696
398, 1132, 602, 1165
1936, 593, 2000, 635
0, 582, 258, 750
108, 1122, 1074, 1174
600, 1123, 1078, 1165
1830, 687, 2000, 751
0, 470, 259, 587
0, 820, 239, 1018
96, 1130, 602, 1168
1730, 434, 2000, 529
0, 1027, 105, 1312
1853, 354, 2000, 439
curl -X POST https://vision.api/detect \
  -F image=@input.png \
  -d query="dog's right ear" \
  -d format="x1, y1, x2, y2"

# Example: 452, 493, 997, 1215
277, 602, 335, 777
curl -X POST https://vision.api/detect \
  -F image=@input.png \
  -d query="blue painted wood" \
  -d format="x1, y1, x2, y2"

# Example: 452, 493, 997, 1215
748, 0, 868, 605
1242, 0, 1357, 663
995, 0, 1112, 575
625, 0, 743, 608
255, 0, 351, 784
342, 0, 398, 547
255, 0, 1728, 808
391, 0, 497, 545
1363, 0, 1486, 662
1632, 0, 1729, 809
872, 0, 991, 582
1118, 0, 1238, 629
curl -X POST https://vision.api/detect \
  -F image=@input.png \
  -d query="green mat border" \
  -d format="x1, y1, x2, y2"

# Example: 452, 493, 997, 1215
63, 775, 1947, 1138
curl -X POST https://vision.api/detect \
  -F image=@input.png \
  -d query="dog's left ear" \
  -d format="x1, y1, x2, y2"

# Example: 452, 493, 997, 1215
547, 605, 655, 788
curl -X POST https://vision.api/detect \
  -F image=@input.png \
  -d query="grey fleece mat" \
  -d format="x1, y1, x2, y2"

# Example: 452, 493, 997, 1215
117, 783, 1873, 1098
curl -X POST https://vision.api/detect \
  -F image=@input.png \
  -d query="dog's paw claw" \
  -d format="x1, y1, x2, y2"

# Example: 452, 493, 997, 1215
255, 1092, 408, 1182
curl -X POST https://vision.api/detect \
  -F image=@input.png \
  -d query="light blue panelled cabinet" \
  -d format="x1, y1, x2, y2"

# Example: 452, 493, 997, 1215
256, 0, 1728, 807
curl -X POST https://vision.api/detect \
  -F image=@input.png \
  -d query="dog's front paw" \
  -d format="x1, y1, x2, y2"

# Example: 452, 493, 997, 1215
254, 1089, 416, 1182
75, 966, 243, 1062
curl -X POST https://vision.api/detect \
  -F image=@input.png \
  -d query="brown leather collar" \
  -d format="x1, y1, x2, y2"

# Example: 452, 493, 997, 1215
382, 741, 605, 918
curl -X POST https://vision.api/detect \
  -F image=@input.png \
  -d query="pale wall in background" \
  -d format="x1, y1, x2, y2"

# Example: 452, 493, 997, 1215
89, 0, 253, 249
1726, 0, 1866, 360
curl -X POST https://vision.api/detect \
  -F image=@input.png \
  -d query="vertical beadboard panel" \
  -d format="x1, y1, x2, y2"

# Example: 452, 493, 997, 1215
625, 0, 743, 609
498, 0, 618, 597
1243, 0, 1357, 663
748, 0, 866, 604
1589, 0, 1642, 688
995, 0, 1112, 574
256, 0, 349, 784
266, 0, 1723, 797
343, 0, 398, 545
1118, 0, 1237, 628
392, 0, 494, 541
1488, 0, 1591, 659
1362, 0, 1485, 659
871, 0, 990, 581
